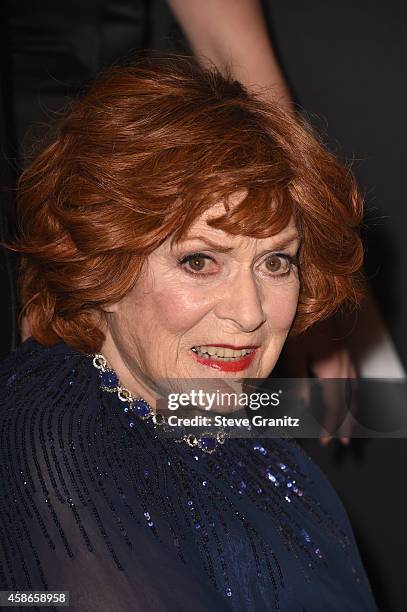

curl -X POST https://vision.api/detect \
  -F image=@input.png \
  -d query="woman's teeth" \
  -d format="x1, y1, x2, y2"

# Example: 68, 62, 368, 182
191, 346, 254, 360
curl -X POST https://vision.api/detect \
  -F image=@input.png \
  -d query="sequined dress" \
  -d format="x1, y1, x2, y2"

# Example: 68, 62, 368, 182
0, 340, 377, 611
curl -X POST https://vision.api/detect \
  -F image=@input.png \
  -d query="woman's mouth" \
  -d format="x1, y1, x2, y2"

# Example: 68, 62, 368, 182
190, 344, 258, 372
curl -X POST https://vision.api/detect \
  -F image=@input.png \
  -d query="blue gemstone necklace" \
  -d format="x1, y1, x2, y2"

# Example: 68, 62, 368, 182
92, 354, 226, 454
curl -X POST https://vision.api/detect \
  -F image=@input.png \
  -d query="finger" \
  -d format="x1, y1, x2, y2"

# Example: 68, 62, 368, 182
298, 378, 311, 409
338, 362, 358, 444
313, 349, 349, 445
320, 435, 332, 446
319, 372, 347, 443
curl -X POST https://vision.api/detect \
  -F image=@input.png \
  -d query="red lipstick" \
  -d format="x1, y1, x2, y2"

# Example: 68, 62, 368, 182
190, 344, 258, 372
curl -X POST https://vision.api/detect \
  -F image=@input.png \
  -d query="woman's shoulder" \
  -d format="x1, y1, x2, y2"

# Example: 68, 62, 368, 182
0, 338, 78, 379
0, 339, 95, 425
0, 339, 99, 523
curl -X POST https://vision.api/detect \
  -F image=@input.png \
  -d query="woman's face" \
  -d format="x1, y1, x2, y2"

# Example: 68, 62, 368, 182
103, 194, 300, 400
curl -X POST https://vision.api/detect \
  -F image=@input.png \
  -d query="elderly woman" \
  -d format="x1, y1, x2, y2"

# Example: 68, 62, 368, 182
0, 55, 376, 611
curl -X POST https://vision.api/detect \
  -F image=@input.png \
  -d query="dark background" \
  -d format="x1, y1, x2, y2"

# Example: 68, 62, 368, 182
1, 1, 406, 609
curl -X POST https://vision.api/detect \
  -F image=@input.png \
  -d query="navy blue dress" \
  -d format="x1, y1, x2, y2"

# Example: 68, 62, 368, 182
0, 340, 377, 611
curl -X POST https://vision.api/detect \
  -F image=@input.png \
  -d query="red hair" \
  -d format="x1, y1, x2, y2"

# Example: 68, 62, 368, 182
14, 54, 364, 354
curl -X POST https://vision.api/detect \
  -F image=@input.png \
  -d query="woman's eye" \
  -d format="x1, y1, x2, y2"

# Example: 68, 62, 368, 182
178, 253, 216, 275
263, 254, 293, 276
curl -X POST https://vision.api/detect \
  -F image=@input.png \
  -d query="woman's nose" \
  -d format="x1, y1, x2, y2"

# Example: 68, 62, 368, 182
214, 270, 266, 332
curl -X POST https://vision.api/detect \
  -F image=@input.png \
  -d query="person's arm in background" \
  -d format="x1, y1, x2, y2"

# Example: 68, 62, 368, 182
167, 0, 293, 112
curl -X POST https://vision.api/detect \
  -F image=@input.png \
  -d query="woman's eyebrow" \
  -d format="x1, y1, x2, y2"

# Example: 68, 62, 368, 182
270, 232, 301, 250
177, 236, 234, 252
177, 232, 300, 252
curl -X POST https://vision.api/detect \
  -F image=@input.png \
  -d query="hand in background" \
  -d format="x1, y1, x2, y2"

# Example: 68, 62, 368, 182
282, 315, 357, 446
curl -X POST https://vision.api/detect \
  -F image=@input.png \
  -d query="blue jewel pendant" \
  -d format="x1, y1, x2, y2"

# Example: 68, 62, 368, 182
100, 369, 119, 391
198, 436, 218, 453
131, 399, 152, 419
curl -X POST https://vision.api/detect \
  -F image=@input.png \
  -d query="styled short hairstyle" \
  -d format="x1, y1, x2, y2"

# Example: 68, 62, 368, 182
15, 54, 364, 354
